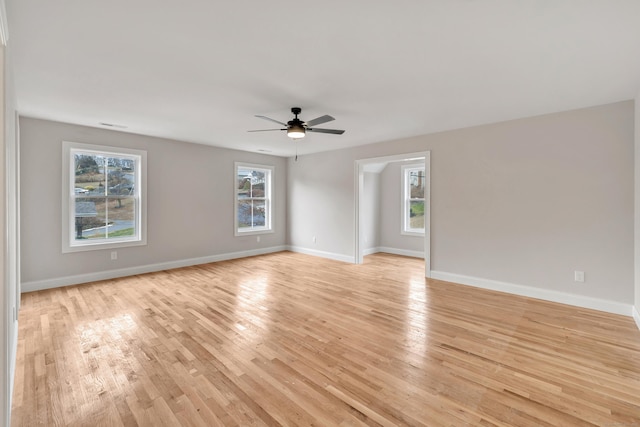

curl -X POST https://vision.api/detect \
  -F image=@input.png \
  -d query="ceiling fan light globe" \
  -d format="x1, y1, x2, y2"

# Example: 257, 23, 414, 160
287, 124, 306, 139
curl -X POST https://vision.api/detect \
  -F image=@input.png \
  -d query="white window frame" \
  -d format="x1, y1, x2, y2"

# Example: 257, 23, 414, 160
234, 162, 274, 236
62, 141, 147, 253
402, 164, 426, 236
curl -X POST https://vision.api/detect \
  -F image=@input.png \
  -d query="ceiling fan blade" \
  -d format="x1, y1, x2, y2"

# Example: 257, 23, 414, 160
305, 115, 335, 127
307, 128, 345, 135
248, 128, 286, 132
255, 115, 287, 126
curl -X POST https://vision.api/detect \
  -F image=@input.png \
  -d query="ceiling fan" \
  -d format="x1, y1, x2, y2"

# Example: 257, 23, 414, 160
249, 107, 345, 139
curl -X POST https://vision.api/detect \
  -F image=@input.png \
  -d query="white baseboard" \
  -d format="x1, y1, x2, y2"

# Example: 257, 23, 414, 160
431, 270, 633, 317
287, 245, 424, 261
377, 247, 424, 259
21, 246, 288, 293
9, 322, 17, 411
633, 306, 640, 331
363, 247, 378, 256
286, 245, 355, 263
363, 247, 425, 258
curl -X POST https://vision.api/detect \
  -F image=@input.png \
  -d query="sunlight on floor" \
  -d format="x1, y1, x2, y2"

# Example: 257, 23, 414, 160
405, 274, 429, 361
235, 276, 271, 341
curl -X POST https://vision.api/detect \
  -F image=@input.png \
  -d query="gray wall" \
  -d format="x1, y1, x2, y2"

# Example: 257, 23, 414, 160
287, 101, 634, 304
287, 152, 354, 256
379, 161, 424, 254
362, 171, 380, 252
20, 118, 287, 285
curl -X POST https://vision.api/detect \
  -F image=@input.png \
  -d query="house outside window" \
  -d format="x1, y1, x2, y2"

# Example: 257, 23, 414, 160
402, 164, 425, 235
62, 142, 147, 252
235, 163, 273, 235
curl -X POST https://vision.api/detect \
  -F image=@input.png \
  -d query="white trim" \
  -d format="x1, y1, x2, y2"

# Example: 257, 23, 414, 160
9, 322, 16, 398
22, 246, 287, 293
378, 247, 424, 259
5, 105, 18, 420
287, 245, 355, 263
62, 141, 147, 252
401, 164, 426, 236
425, 152, 431, 276
364, 246, 425, 259
363, 247, 379, 256
234, 162, 274, 236
431, 270, 633, 316
1, 37, 12, 427
354, 165, 363, 263
0, 0, 7, 46
14, 112, 19, 308
633, 306, 640, 331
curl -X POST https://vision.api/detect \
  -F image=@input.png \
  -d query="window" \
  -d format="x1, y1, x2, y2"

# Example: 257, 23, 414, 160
235, 163, 273, 235
402, 164, 425, 235
62, 142, 146, 252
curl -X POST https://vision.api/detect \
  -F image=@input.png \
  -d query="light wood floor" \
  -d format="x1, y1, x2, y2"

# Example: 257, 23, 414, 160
11, 252, 640, 426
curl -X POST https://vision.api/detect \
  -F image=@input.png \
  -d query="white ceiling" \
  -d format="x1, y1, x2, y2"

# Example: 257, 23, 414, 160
6, 1, 640, 157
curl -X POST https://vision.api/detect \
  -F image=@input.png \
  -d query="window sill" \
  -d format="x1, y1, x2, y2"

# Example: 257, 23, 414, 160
63, 238, 146, 253
235, 229, 274, 237
401, 230, 425, 237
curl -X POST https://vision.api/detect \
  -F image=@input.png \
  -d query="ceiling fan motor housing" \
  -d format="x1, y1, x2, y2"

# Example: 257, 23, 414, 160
288, 107, 305, 136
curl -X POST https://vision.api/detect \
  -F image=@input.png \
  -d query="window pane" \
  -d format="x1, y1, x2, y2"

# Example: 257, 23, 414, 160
107, 159, 135, 196
237, 200, 253, 228
74, 154, 105, 195
74, 199, 106, 240
108, 156, 136, 173
410, 170, 425, 198
253, 200, 266, 227
237, 169, 251, 198
250, 171, 266, 198
409, 200, 425, 230
106, 197, 136, 239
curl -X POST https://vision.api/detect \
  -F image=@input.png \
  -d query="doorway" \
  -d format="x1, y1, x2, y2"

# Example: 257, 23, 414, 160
354, 151, 431, 277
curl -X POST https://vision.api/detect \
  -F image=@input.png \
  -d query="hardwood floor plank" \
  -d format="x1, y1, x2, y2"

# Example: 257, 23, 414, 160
11, 252, 640, 426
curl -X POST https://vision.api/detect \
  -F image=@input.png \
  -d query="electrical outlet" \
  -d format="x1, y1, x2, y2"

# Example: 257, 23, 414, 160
256, 236, 260, 243
111, 251, 118, 261
574, 271, 585, 283
312, 236, 317, 243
